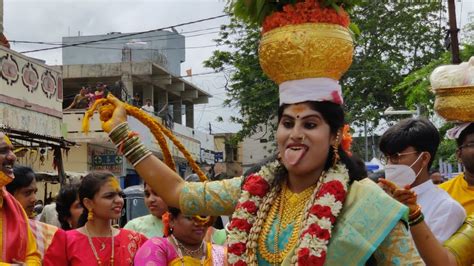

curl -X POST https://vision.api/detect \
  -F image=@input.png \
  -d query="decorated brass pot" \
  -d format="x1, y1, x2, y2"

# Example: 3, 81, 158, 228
259, 23, 354, 84
434, 86, 474, 122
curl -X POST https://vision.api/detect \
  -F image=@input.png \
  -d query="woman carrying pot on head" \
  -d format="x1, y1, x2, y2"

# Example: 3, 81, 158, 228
94, 1, 423, 265
44, 171, 147, 265
134, 207, 225, 265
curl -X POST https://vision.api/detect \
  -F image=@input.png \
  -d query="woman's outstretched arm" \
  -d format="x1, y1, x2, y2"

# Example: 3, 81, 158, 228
99, 94, 242, 215
100, 94, 184, 208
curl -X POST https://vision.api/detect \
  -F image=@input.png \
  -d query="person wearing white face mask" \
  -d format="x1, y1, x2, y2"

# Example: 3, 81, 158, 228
379, 118, 465, 242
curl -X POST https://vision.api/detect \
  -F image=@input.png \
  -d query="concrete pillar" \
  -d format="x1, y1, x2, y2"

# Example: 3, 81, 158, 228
156, 88, 168, 115
143, 84, 154, 107
185, 103, 194, 129
121, 74, 134, 102
173, 99, 182, 124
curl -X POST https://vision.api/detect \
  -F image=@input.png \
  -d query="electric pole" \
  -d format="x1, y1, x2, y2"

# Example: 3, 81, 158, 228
448, 0, 461, 64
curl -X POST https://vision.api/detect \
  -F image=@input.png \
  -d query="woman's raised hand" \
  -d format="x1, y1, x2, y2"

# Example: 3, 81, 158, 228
99, 94, 128, 133
378, 178, 418, 214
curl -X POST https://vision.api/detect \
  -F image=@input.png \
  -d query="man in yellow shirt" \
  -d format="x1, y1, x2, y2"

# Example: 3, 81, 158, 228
439, 123, 474, 215
0, 132, 40, 265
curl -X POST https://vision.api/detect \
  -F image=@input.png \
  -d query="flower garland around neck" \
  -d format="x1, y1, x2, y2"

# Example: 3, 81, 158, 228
226, 161, 350, 266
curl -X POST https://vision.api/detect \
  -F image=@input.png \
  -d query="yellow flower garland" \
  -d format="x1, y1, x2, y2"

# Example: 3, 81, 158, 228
82, 98, 208, 182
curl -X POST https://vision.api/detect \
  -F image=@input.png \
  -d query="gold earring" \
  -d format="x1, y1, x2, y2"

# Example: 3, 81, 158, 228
87, 209, 94, 221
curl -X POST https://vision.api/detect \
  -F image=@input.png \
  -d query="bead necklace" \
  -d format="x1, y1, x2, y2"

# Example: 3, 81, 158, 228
85, 224, 115, 266
170, 234, 206, 265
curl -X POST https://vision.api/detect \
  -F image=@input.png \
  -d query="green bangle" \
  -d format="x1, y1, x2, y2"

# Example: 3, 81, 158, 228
122, 136, 140, 151
132, 151, 152, 167
109, 123, 130, 144
127, 145, 151, 164
409, 213, 425, 227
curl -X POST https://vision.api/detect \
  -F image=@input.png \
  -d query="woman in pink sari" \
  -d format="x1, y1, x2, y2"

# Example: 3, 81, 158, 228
44, 171, 147, 265
134, 207, 225, 266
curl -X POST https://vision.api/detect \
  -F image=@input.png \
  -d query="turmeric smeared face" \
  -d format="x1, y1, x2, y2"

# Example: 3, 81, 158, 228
88, 176, 124, 220
108, 177, 120, 191
0, 133, 16, 181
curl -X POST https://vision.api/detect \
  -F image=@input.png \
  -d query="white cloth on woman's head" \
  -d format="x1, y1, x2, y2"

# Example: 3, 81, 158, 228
446, 122, 473, 140
279, 77, 343, 106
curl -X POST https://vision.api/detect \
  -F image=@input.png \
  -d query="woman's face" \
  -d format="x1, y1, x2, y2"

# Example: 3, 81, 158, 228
171, 214, 209, 246
84, 177, 124, 221
144, 184, 167, 218
277, 103, 335, 177
68, 197, 83, 229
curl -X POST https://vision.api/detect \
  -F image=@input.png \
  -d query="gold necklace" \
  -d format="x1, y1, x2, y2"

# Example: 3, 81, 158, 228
85, 224, 115, 266
257, 183, 316, 264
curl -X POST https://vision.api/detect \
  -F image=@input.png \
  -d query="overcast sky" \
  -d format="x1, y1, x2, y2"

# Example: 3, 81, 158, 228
5, 0, 240, 134
5, 0, 474, 135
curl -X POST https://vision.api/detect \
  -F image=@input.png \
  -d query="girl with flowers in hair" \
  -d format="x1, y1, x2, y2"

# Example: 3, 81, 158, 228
134, 207, 225, 265
93, 0, 423, 265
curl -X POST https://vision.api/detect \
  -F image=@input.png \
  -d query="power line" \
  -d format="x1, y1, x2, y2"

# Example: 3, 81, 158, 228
48, 44, 219, 51
20, 14, 228, 54
11, 28, 224, 47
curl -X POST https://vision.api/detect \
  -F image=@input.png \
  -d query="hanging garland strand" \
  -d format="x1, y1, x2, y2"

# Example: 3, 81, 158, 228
82, 98, 208, 182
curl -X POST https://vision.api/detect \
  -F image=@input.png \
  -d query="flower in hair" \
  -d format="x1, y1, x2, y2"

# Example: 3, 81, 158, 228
341, 124, 353, 156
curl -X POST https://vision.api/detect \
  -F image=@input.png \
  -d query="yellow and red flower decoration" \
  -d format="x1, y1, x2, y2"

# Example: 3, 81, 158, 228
262, 0, 350, 33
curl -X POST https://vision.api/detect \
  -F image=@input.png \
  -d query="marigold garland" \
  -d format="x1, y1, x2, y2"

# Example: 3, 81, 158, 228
82, 97, 208, 182
262, 0, 350, 33
227, 161, 349, 265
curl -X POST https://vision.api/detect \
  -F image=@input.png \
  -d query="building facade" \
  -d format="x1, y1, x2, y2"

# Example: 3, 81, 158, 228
0, 45, 73, 202
59, 31, 216, 187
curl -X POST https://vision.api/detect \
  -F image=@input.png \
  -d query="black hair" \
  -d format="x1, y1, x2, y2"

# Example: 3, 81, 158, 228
166, 207, 181, 236
168, 207, 181, 218
77, 171, 115, 227
456, 123, 474, 147
379, 118, 440, 168
6, 166, 36, 194
56, 181, 81, 230
275, 101, 366, 184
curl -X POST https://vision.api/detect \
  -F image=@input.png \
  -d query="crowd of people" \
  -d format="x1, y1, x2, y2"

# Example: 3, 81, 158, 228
65, 84, 157, 118
1, 104, 474, 265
